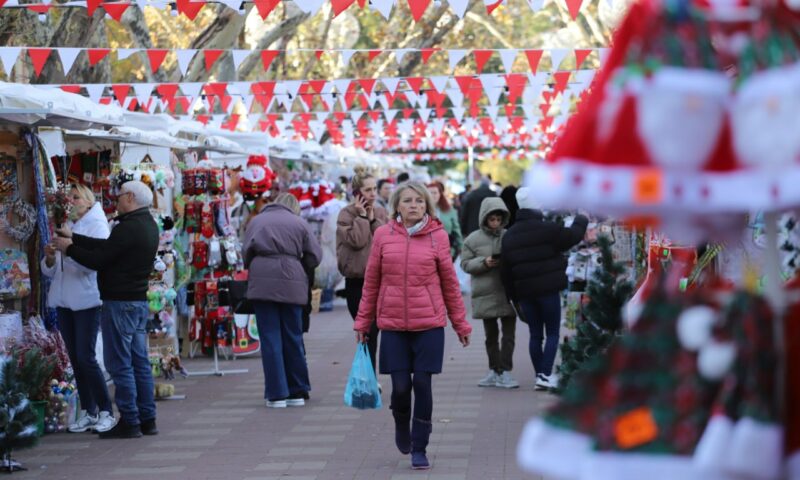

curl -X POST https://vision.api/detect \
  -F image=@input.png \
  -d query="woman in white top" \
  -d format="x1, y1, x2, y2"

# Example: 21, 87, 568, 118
42, 183, 115, 433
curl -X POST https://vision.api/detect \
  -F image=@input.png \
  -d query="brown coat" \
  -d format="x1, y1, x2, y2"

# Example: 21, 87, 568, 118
336, 203, 388, 279
243, 204, 322, 306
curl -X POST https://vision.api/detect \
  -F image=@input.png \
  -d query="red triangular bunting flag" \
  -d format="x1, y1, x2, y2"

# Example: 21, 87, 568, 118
552, 71, 570, 93
26, 4, 52, 13
504, 104, 516, 118
357, 78, 376, 95
420, 48, 437, 64
405, 77, 424, 94
111, 84, 131, 105
473, 50, 493, 74
331, 0, 354, 17
87, 48, 111, 66
504, 73, 527, 104
261, 50, 279, 71
315, 50, 323, 60
407, 0, 430, 22
308, 80, 326, 93
176, 0, 205, 20
524, 50, 543, 74
60, 85, 82, 94
27, 48, 52, 78
101, 2, 130, 21
204, 50, 223, 72
156, 83, 179, 99
485, 0, 503, 14
574, 48, 592, 68
146, 49, 168, 74
454, 76, 473, 96
565, 0, 583, 19
253, 0, 280, 19
357, 0, 366, 8
205, 82, 228, 97
86, 0, 102, 15
368, 50, 382, 62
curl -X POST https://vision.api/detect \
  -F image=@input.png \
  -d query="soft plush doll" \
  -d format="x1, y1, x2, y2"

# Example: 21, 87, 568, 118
154, 383, 175, 399
239, 155, 276, 200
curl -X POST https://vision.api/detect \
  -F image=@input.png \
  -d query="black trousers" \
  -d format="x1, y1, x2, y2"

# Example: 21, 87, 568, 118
345, 277, 379, 372
482, 316, 517, 373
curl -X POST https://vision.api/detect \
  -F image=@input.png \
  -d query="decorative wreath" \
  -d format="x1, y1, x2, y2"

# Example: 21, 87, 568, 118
0, 198, 37, 242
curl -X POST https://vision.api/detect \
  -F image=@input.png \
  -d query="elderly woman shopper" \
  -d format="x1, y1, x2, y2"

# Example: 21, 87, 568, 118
355, 182, 472, 470
244, 194, 322, 408
426, 181, 462, 261
337, 167, 388, 371
42, 183, 115, 433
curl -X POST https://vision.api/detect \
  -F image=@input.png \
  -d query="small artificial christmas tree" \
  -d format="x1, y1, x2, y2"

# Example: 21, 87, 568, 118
0, 354, 40, 473
557, 234, 634, 393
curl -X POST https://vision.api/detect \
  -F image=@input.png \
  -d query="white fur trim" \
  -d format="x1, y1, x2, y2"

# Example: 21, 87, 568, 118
676, 306, 717, 351
724, 418, 784, 479
580, 451, 738, 480
697, 341, 736, 380
694, 414, 734, 471
517, 417, 592, 479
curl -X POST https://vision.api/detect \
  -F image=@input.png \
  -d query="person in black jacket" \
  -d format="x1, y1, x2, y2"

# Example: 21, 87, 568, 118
459, 179, 497, 237
500, 187, 588, 391
54, 180, 160, 439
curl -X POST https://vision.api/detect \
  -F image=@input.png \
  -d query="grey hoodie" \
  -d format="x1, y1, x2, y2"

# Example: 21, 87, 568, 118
460, 197, 515, 319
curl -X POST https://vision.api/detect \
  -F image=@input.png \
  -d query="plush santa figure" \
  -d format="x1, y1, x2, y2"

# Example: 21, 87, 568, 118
239, 155, 276, 201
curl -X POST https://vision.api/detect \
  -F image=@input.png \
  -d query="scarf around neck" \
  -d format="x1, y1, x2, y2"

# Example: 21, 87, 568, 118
399, 214, 430, 236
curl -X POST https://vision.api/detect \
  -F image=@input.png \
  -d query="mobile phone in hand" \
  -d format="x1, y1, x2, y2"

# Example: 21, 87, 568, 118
352, 188, 362, 200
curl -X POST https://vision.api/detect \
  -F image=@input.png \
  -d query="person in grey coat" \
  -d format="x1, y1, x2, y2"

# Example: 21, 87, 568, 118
243, 202, 322, 409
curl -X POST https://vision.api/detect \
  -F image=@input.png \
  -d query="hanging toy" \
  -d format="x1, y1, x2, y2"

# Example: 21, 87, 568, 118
208, 237, 222, 268
239, 155, 276, 201
200, 203, 214, 239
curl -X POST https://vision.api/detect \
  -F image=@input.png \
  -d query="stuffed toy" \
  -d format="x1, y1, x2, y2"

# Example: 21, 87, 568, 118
239, 155, 276, 201
154, 383, 175, 399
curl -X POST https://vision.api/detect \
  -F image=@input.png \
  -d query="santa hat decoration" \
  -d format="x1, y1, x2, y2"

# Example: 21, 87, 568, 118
240, 155, 276, 201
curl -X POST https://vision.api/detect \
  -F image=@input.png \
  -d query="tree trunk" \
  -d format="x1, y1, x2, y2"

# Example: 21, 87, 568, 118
181, 6, 250, 82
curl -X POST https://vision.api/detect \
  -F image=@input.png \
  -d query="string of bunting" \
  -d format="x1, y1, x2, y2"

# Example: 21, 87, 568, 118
0, 0, 592, 23
0, 45, 605, 79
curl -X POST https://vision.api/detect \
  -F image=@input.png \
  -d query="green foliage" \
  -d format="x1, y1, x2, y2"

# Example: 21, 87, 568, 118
557, 234, 634, 393
0, 354, 40, 462
13, 348, 56, 402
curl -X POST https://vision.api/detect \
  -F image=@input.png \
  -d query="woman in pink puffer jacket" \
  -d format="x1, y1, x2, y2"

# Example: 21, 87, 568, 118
355, 182, 471, 471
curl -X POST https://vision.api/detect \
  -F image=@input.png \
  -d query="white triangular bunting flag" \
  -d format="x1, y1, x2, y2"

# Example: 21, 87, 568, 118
176, 49, 196, 77
599, 48, 611, 66
521, 103, 536, 119
57, 48, 81, 75
242, 95, 255, 112
446, 87, 464, 107
448, 0, 469, 17
498, 49, 517, 73
381, 77, 401, 95
395, 49, 411, 66
418, 108, 432, 123
231, 50, 249, 71
0, 47, 22, 74
340, 49, 355, 67
428, 75, 449, 93
451, 107, 465, 123
320, 92, 336, 111
484, 105, 499, 121
384, 109, 398, 123
228, 81, 248, 97
333, 79, 351, 95
417, 93, 428, 108
431, 118, 446, 136
211, 114, 226, 129
309, 120, 326, 140
180, 82, 203, 100
117, 48, 137, 60
548, 48, 569, 71
282, 80, 303, 102
134, 83, 155, 106
448, 49, 467, 70
247, 114, 261, 128
371, 0, 393, 19
350, 111, 363, 122
85, 84, 106, 103
526, 0, 544, 11
404, 90, 419, 107
376, 94, 389, 111
294, 0, 325, 15
480, 74, 504, 106
368, 91, 379, 108
338, 93, 348, 111
135, 0, 148, 10
315, 112, 328, 122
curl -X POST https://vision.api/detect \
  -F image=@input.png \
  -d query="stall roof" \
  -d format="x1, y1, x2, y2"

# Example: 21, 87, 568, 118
63, 126, 200, 150
0, 82, 124, 128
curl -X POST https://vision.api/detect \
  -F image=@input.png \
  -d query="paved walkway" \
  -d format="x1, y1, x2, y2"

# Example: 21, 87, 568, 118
15, 299, 555, 479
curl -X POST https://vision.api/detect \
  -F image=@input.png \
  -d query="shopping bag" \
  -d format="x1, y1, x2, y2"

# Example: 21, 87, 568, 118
343, 343, 382, 410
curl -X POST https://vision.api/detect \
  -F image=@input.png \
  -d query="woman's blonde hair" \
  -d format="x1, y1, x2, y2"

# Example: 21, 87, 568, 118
351, 166, 375, 192
70, 183, 95, 205
389, 181, 436, 219
273, 192, 301, 216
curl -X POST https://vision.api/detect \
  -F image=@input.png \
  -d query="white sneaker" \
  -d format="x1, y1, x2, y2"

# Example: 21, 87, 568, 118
495, 371, 520, 389
286, 398, 305, 407
535, 374, 559, 391
477, 370, 499, 387
93, 411, 117, 433
68, 411, 98, 433
266, 399, 287, 408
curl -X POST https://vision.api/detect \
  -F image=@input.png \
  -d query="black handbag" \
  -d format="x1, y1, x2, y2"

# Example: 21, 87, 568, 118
218, 280, 254, 315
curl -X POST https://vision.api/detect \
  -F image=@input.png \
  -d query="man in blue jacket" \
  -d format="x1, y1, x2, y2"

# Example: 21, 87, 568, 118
55, 180, 159, 438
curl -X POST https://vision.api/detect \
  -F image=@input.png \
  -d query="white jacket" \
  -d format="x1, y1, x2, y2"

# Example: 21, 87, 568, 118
41, 203, 110, 311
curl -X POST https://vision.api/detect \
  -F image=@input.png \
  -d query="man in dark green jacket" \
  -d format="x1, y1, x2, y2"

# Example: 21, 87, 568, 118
54, 180, 159, 439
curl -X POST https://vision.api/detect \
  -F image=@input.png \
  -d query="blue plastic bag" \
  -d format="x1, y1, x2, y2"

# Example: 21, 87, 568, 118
344, 344, 382, 410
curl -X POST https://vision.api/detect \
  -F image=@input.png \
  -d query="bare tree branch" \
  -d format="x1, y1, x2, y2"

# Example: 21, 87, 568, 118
299, 9, 333, 79
237, 9, 311, 79
119, 6, 168, 83
181, 6, 249, 82
464, 11, 513, 48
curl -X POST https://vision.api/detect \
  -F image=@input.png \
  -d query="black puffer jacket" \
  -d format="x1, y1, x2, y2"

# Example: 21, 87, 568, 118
500, 209, 588, 300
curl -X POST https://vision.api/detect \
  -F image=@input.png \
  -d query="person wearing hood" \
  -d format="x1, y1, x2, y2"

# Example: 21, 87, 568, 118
355, 182, 471, 471
43, 183, 115, 434
459, 177, 497, 237
501, 188, 588, 391
461, 197, 519, 389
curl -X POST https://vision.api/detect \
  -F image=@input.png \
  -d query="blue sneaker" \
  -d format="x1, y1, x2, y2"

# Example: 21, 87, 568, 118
411, 452, 430, 470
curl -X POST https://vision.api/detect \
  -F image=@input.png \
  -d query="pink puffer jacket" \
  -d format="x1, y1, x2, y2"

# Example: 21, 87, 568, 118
354, 217, 471, 337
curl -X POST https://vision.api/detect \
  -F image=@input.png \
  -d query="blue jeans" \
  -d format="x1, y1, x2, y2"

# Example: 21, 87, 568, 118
519, 294, 561, 376
57, 307, 112, 415
253, 300, 310, 401
101, 301, 156, 425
